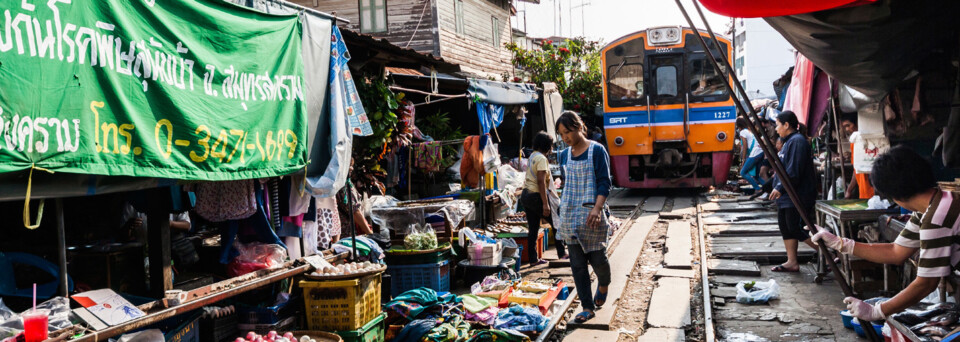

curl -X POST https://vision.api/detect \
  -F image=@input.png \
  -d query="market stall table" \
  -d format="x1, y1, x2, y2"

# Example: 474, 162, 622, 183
815, 199, 901, 291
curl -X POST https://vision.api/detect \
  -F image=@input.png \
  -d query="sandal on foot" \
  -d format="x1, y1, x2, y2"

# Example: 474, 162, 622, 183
573, 311, 595, 324
770, 265, 800, 273
594, 288, 608, 308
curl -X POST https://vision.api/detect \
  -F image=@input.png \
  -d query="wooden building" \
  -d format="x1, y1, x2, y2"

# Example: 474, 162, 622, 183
290, 0, 514, 78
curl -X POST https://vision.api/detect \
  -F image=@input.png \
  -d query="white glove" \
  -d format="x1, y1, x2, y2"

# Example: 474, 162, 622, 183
843, 297, 886, 321
808, 226, 855, 254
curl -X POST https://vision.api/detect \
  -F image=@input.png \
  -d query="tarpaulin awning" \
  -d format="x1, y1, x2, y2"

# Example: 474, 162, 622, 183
764, 0, 960, 98
698, 0, 877, 18
0, 0, 307, 181
467, 79, 539, 105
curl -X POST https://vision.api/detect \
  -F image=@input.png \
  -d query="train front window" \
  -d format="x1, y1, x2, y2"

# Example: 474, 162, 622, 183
607, 63, 644, 103
688, 55, 729, 100
605, 37, 645, 107
656, 66, 678, 97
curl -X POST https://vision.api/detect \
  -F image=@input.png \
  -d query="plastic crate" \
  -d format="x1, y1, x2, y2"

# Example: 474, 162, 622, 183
199, 312, 238, 342
334, 313, 386, 342
385, 260, 450, 297
384, 248, 451, 265
162, 312, 201, 342
237, 297, 298, 325
300, 273, 382, 331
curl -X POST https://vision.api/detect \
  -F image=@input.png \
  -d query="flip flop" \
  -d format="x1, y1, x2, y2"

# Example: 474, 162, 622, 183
770, 265, 800, 273
594, 288, 608, 308
573, 311, 595, 324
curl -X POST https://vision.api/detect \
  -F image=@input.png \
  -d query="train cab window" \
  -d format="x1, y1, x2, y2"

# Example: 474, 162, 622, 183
607, 63, 644, 104
688, 56, 729, 100
656, 66, 678, 97
605, 38, 646, 107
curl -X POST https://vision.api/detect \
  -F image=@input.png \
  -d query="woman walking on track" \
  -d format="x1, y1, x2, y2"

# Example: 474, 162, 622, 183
555, 111, 612, 323
768, 111, 818, 272
520, 131, 566, 264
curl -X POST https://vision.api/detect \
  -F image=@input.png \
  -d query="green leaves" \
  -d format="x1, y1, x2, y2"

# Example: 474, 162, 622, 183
506, 37, 603, 115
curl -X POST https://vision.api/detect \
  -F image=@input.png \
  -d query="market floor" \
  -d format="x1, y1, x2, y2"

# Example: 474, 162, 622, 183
712, 263, 862, 341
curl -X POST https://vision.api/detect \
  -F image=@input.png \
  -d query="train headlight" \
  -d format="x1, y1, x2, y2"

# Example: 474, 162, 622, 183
717, 132, 728, 142
647, 26, 682, 46
614, 136, 624, 146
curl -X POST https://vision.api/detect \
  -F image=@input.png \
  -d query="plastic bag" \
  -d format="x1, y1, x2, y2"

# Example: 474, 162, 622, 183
227, 242, 286, 277
0, 297, 72, 339
404, 224, 438, 250
735, 279, 780, 304
497, 165, 525, 190
483, 142, 500, 174
852, 133, 890, 173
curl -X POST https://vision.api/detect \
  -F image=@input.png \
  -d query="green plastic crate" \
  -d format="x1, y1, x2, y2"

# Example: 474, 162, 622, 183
384, 247, 451, 265
334, 313, 385, 342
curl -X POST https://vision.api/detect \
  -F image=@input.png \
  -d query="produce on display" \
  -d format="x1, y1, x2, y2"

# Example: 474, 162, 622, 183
310, 261, 384, 277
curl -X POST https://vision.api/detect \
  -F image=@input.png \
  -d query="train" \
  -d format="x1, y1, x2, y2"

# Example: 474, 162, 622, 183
601, 26, 736, 188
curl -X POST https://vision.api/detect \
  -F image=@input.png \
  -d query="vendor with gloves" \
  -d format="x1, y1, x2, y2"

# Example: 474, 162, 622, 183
810, 146, 955, 322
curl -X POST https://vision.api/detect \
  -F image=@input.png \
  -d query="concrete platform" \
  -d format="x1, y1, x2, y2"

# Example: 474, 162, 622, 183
562, 329, 620, 341
664, 221, 693, 269
647, 277, 692, 328
643, 196, 666, 212
712, 264, 859, 341
708, 258, 761, 276
637, 328, 684, 341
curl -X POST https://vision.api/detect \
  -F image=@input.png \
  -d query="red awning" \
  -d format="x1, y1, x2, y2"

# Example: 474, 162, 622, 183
697, 0, 878, 18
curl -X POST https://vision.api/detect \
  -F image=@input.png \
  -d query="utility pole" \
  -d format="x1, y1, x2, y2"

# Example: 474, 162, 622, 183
573, 1, 590, 37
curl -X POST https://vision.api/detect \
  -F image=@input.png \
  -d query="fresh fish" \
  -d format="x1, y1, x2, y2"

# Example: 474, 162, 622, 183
928, 312, 960, 327
919, 325, 950, 337
894, 312, 927, 326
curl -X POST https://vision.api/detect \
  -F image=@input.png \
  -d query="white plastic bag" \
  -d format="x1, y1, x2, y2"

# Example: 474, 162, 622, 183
852, 133, 890, 173
483, 142, 501, 173
735, 279, 780, 304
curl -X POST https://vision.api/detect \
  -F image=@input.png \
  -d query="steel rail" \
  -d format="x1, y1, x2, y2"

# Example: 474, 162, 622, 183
696, 199, 715, 342
676, 1, 881, 341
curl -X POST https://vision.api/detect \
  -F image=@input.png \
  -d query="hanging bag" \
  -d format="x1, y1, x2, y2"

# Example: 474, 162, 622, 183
194, 180, 258, 222
851, 134, 890, 173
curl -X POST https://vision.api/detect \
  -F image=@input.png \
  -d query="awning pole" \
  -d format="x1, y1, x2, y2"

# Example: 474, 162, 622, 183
677, 3, 879, 341
56, 198, 68, 297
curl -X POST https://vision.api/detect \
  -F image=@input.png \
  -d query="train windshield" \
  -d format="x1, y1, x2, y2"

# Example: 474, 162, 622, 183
684, 34, 730, 102
606, 38, 646, 107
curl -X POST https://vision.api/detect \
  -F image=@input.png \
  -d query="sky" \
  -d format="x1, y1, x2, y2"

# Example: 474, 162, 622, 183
513, 0, 733, 44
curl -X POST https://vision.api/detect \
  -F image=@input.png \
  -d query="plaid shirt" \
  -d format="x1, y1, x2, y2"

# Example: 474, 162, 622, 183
558, 142, 608, 252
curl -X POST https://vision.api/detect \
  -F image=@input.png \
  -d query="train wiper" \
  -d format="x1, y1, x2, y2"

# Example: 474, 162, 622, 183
609, 55, 641, 80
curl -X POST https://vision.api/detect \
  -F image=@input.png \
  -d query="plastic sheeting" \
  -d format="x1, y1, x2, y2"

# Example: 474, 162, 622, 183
467, 79, 539, 105
369, 197, 475, 235
0, 297, 73, 339
698, 0, 877, 18
764, 0, 960, 98
783, 54, 814, 126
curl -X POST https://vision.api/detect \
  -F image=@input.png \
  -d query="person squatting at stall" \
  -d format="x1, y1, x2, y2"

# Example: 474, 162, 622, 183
520, 132, 566, 264
811, 146, 958, 322
768, 111, 819, 272
555, 111, 612, 323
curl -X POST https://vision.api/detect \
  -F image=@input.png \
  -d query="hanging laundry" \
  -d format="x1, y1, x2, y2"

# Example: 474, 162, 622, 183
784, 54, 815, 125
806, 70, 833, 137
460, 136, 484, 188
315, 196, 341, 249
912, 76, 936, 126
883, 89, 906, 135
416, 142, 443, 173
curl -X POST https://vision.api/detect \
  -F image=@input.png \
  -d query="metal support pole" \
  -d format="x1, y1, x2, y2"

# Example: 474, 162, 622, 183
680, 1, 881, 341
348, 179, 357, 261
830, 78, 849, 194
55, 198, 68, 297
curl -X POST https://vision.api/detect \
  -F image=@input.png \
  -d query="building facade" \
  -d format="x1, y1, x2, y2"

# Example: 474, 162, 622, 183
733, 18, 795, 99
292, 0, 513, 78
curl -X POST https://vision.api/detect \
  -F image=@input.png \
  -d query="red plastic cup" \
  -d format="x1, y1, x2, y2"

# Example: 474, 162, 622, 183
22, 309, 49, 342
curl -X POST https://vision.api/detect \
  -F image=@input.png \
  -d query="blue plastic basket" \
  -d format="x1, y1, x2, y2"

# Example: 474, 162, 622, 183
385, 260, 451, 297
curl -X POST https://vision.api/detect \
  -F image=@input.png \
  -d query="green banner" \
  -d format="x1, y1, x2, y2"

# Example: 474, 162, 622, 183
0, 0, 307, 180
